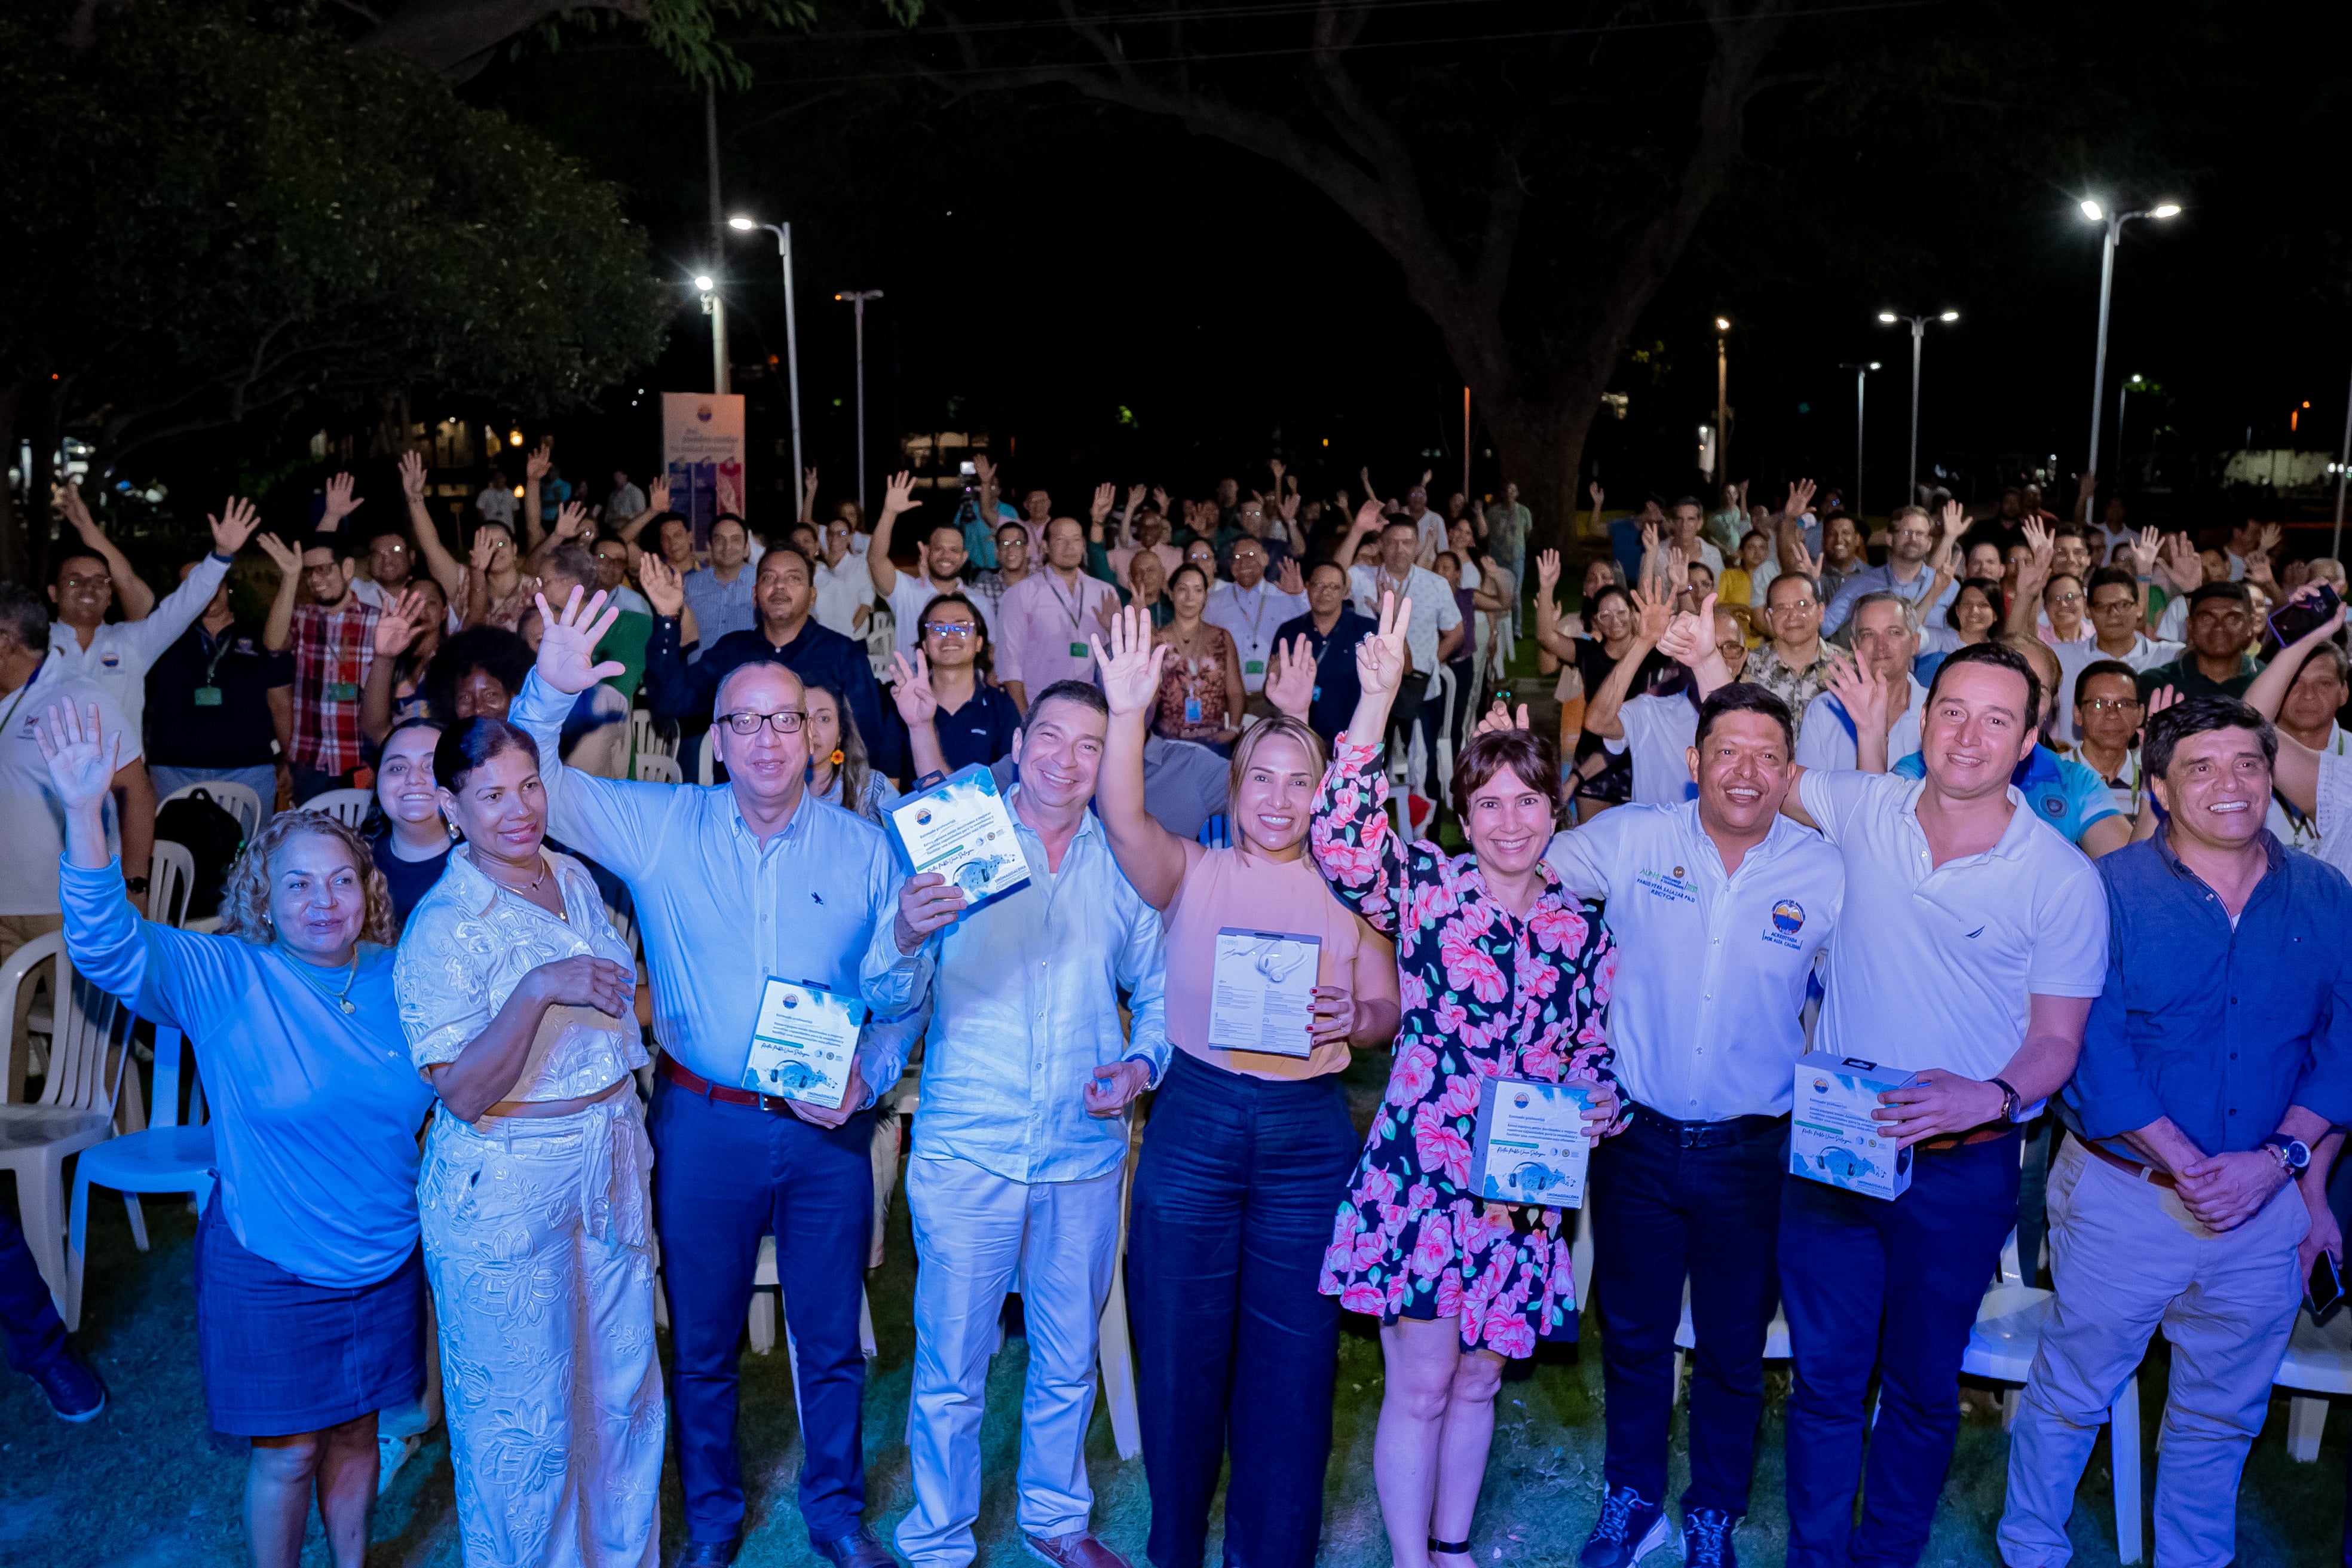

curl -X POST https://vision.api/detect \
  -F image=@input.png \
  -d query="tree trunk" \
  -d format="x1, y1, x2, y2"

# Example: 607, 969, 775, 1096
1478, 386, 1602, 572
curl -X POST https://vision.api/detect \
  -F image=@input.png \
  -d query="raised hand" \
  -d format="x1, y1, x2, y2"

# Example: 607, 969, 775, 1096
2258, 522, 2284, 559
1629, 586, 1673, 647
254, 531, 301, 576
525, 439, 553, 483
1783, 534, 1820, 579
1279, 489, 1300, 523
972, 453, 996, 491
1091, 482, 1115, 524
320, 472, 363, 529
1938, 497, 1965, 543
1269, 457, 1286, 489
1535, 549, 1563, 599
1150, 485, 1171, 514
636, 552, 685, 618
886, 650, 938, 728
1088, 605, 1171, 719
54, 482, 103, 545
530, 584, 624, 695
2158, 533, 2204, 593
1474, 697, 1531, 738
1824, 649, 1891, 736
469, 533, 500, 573
1588, 479, 1605, 514
35, 701, 122, 814
207, 495, 261, 556
1639, 520, 1661, 558
551, 501, 590, 543
1655, 599, 1716, 667
1276, 556, 1305, 596
1125, 483, 1145, 513
2127, 525, 2161, 578
2145, 682, 2181, 722
393, 449, 425, 503
645, 474, 671, 516
1354, 591, 1413, 697
372, 587, 433, 656
1353, 496, 1385, 535
881, 470, 921, 519
802, 466, 819, 502
1784, 477, 1817, 520
1264, 634, 1316, 720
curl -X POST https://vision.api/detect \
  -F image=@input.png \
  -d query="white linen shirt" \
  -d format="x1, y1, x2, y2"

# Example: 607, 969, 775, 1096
1604, 691, 1701, 806
1204, 580, 1309, 693
47, 552, 230, 735
1796, 768, 2108, 1081
1545, 801, 1844, 1119
394, 847, 647, 1100
812, 550, 875, 639
1794, 678, 1928, 773
1346, 564, 1461, 676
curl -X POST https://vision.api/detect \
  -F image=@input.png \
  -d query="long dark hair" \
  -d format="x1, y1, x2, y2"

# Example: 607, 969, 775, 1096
915, 592, 994, 680
803, 680, 880, 823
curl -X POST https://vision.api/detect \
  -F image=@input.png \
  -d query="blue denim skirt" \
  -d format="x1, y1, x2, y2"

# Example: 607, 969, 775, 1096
193, 1197, 424, 1438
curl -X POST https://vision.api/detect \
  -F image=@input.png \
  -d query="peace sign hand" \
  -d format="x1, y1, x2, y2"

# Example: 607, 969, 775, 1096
530, 585, 624, 695
1355, 591, 1413, 697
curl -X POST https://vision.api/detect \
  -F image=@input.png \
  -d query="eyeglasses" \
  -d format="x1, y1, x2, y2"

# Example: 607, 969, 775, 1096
922, 622, 976, 640
721, 709, 805, 735
1769, 598, 1819, 614
2047, 590, 2083, 607
2090, 596, 2137, 612
56, 572, 109, 592
2081, 697, 2142, 713
372, 543, 410, 558
1714, 639, 1748, 658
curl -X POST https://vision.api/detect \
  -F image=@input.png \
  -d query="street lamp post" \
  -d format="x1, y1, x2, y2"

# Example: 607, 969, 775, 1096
693, 275, 726, 396
2115, 373, 2146, 485
2078, 198, 2180, 517
1714, 317, 1732, 487
1838, 362, 1881, 518
835, 290, 884, 513
1876, 311, 1959, 506
728, 216, 806, 491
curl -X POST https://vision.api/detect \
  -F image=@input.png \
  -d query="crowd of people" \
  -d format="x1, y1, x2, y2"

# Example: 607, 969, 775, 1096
0, 448, 2346, 1568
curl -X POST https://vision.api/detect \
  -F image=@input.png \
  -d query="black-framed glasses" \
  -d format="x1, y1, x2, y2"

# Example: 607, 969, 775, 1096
721, 709, 805, 735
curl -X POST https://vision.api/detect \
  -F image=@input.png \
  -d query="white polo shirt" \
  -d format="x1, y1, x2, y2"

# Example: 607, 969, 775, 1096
1346, 564, 1461, 678
1797, 769, 2108, 1081
1204, 580, 1309, 693
1546, 802, 1842, 1119
46, 552, 230, 736
1604, 691, 1700, 806
0, 664, 139, 916
1794, 677, 1928, 774
811, 550, 875, 640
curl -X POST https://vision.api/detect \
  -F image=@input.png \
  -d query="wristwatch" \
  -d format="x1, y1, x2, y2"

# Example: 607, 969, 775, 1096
1990, 1076, 2023, 1124
124, 875, 149, 895
2264, 1134, 2313, 1175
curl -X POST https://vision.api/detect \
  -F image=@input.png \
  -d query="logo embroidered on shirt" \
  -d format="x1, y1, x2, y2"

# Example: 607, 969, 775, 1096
811, 892, 825, 905
1965, 925, 1986, 939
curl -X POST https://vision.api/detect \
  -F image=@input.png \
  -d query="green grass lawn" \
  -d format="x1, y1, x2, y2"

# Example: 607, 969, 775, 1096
7, 1049, 2350, 1567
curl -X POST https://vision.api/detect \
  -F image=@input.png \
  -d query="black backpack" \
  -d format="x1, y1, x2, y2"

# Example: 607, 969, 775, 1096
154, 790, 247, 920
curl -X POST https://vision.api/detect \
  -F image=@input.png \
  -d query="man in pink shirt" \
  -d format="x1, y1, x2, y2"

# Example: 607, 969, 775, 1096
999, 517, 1120, 712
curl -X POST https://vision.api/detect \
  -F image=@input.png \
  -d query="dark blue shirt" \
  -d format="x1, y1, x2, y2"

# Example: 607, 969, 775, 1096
642, 615, 901, 779
1275, 605, 1374, 748
145, 621, 291, 768
2062, 829, 2352, 1159
887, 681, 1021, 779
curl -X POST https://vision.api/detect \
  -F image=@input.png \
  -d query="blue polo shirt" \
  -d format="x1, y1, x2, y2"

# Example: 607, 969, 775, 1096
1891, 744, 2118, 847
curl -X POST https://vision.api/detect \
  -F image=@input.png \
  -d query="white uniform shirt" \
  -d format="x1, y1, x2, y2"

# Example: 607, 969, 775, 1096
1796, 769, 2108, 1080
1204, 580, 1309, 694
47, 553, 229, 736
476, 486, 517, 528
1604, 691, 1699, 806
1346, 564, 1462, 677
0, 664, 139, 916
2273, 722, 2346, 856
811, 550, 875, 640
1795, 677, 1928, 773
1546, 802, 1843, 1119
2051, 633, 2182, 745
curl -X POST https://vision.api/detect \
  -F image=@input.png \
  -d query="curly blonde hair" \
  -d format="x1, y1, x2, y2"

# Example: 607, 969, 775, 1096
215, 810, 399, 948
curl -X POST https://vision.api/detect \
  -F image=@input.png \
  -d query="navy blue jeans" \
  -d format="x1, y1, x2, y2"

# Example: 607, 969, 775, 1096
1128, 1051, 1361, 1568
0, 1202, 66, 1379
1590, 1111, 1786, 1515
1780, 1129, 2021, 1568
650, 1080, 877, 1546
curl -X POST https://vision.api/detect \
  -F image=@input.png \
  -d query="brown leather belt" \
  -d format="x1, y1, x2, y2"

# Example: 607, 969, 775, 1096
1918, 1125, 2016, 1153
657, 1052, 800, 1114
2075, 1130, 2179, 1189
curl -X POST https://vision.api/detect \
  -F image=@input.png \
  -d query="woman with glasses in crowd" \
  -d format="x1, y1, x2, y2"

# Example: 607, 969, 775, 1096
884, 592, 1019, 780
1309, 593, 1622, 1568
42, 700, 434, 1568
1089, 606, 1400, 1568
394, 716, 659, 1567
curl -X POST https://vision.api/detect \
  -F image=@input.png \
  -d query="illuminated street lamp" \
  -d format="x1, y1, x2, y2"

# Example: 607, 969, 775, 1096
1838, 362, 1881, 517
835, 290, 884, 512
728, 215, 806, 486
2078, 198, 2181, 516
1877, 311, 1959, 504
692, 275, 727, 396
1713, 317, 1732, 486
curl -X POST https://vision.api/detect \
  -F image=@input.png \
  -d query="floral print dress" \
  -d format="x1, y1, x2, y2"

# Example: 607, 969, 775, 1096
1309, 737, 1619, 1356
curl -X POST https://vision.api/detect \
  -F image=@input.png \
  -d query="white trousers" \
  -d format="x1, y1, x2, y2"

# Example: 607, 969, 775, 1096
419, 1094, 664, 1568
895, 1153, 1123, 1567
1998, 1134, 2308, 1568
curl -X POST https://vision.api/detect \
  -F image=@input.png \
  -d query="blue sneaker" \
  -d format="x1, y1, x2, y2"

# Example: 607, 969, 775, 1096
30, 1350, 105, 1422
1578, 1486, 1670, 1567
1682, 1507, 1738, 1568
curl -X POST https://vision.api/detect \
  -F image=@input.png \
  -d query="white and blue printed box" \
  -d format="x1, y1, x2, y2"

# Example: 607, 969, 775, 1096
1791, 1051, 1916, 1199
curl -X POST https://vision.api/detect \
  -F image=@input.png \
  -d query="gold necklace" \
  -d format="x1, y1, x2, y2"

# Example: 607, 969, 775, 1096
280, 945, 360, 1015
471, 847, 547, 895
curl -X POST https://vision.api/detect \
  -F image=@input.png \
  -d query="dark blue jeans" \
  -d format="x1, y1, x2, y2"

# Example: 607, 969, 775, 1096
1128, 1051, 1361, 1568
0, 1202, 66, 1378
1780, 1129, 2021, 1568
1591, 1110, 1787, 1515
650, 1080, 877, 1546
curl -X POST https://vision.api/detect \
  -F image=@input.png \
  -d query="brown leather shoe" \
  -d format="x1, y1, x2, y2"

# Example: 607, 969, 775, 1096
1023, 1532, 1133, 1568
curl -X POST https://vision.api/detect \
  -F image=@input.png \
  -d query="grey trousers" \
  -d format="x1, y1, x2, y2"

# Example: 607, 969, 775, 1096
1998, 1134, 2307, 1568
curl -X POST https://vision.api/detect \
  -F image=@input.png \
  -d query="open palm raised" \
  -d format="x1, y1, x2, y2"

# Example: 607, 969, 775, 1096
35, 702, 122, 813
532, 586, 624, 695
1089, 605, 1171, 719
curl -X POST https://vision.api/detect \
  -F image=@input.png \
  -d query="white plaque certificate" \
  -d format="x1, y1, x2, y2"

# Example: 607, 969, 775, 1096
1205, 927, 1322, 1058
743, 977, 866, 1107
886, 763, 1032, 918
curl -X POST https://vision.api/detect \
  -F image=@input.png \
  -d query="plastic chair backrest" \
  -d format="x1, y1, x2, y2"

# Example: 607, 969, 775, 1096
148, 1025, 202, 1131
1196, 814, 1230, 849
699, 735, 718, 787
160, 779, 262, 839
0, 931, 65, 1102
34, 952, 126, 1114
630, 708, 678, 761
1430, 663, 1459, 789
635, 753, 683, 786
302, 788, 375, 829
148, 841, 195, 928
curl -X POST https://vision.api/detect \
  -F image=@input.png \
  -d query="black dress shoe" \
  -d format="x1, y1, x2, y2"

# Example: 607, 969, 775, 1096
672, 1539, 740, 1567
811, 1527, 902, 1568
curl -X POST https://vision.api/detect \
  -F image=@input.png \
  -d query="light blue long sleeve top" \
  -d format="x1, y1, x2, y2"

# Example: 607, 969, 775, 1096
59, 858, 434, 1287
510, 671, 927, 1098
910, 792, 1168, 1184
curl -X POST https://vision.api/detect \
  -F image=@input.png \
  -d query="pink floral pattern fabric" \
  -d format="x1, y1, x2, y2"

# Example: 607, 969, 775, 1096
1309, 737, 1618, 1356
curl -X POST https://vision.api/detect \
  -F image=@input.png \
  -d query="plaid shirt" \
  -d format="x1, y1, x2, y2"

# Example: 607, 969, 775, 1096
289, 598, 379, 775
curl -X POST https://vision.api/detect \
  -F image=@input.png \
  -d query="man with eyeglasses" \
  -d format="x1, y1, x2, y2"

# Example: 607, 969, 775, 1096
872, 473, 997, 664
1587, 596, 1750, 806
261, 520, 382, 804
1823, 506, 1958, 637
1794, 595, 1928, 773
515, 587, 957, 1568
810, 512, 875, 642
1743, 572, 1834, 746
968, 519, 1034, 624
1203, 538, 1308, 712
2070, 662, 2147, 819
2052, 566, 2182, 748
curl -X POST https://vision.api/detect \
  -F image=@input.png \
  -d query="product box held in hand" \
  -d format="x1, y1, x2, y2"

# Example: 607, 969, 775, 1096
1470, 1077, 1592, 1208
1791, 1051, 1916, 1199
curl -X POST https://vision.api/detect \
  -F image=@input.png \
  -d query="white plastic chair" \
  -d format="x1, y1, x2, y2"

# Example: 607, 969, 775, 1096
629, 707, 678, 762
158, 779, 264, 840
0, 936, 130, 1317
1383, 663, 1459, 845
147, 841, 195, 929
633, 752, 683, 786
2274, 1304, 2352, 1461
66, 1023, 214, 1329
302, 788, 375, 828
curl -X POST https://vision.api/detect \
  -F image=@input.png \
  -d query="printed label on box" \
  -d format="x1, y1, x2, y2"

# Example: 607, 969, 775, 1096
1791, 1050, 1917, 1199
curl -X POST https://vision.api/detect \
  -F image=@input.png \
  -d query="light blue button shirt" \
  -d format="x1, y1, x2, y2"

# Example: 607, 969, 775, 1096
681, 565, 757, 661
511, 672, 927, 1098
911, 789, 1169, 1185
59, 858, 434, 1287
1822, 560, 1958, 636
